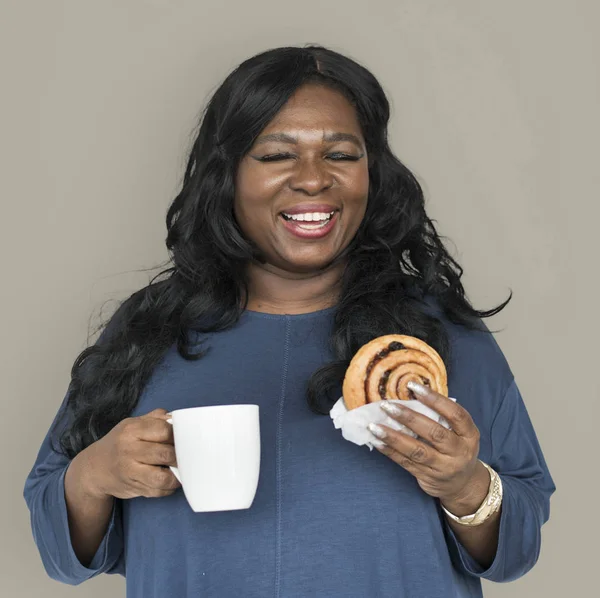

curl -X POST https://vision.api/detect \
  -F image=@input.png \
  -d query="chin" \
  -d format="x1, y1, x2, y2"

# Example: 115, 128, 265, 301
283, 255, 339, 274
270, 241, 348, 274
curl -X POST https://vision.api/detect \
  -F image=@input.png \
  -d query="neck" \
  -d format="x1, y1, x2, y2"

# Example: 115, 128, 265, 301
244, 261, 344, 315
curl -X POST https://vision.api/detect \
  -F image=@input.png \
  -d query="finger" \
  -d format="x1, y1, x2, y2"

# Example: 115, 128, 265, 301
369, 432, 435, 478
134, 417, 175, 444
368, 423, 438, 471
133, 441, 177, 467
143, 408, 171, 420
134, 463, 181, 493
406, 382, 477, 438
379, 402, 458, 454
129, 476, 179, 499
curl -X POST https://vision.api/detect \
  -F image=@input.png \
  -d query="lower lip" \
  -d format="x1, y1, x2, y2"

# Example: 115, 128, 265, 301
280, 212, 339, 239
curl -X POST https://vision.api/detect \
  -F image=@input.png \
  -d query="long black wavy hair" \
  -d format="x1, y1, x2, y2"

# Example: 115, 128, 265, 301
53, 45, 510, 458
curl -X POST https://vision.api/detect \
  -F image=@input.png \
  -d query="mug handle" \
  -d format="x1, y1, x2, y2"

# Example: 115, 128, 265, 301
165, 417, 182, 484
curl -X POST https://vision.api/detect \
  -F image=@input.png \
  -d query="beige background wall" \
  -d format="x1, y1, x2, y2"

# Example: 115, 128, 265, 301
2, 0, 597, 596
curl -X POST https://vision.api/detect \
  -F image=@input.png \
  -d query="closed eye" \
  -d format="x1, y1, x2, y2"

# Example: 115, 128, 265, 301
254, 153, 295, 162
327, 153, 363, 161
254, 152, 363, 162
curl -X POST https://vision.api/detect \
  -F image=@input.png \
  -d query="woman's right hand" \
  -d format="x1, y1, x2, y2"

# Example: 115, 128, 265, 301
78, 408, 181, 500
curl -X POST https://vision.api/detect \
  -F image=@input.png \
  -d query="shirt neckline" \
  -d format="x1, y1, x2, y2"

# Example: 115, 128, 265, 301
241, 305, 337, 320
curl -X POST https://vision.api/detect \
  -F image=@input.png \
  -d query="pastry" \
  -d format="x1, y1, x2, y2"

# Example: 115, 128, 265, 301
342, 335, 448, 410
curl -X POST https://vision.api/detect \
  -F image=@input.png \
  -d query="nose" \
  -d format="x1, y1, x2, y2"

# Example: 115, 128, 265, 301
288, 157, 334, 196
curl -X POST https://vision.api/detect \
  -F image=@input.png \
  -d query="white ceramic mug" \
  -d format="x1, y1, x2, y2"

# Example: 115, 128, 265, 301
166, 404, 260, 512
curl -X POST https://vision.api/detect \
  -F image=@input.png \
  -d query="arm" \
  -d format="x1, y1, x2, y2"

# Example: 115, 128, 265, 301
23, 298, 181, 583
25, 400, 180, 584
64, 448, 116, 567
371, 375, 555, 581
23, 400, 124, 585
24, 305, 127, 583
442, 379, 556, 581
440, 459, 501, 569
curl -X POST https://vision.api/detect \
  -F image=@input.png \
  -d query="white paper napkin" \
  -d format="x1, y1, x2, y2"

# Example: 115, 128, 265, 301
330, 397, 456, 450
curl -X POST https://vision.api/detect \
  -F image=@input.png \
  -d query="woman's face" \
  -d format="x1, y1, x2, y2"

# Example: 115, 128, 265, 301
234, 84, 369, 274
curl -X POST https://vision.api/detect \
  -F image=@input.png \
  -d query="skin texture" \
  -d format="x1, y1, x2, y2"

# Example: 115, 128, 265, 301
64, 408, 179, 566
368, 383, 501, 568
234, 83, 370, 314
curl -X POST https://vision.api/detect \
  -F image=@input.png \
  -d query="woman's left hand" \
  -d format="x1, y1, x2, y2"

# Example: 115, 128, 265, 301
368, 382, 481, 505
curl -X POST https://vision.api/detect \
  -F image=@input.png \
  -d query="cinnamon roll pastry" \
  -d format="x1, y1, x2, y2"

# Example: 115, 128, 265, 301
342, 335, 448, 410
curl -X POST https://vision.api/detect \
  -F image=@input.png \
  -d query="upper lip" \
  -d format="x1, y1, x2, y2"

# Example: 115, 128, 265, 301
280, 203, 339, 215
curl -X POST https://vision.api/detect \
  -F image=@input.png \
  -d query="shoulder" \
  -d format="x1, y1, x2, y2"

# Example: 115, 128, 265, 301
421, 295, 515, 429
445, 317, 514, 396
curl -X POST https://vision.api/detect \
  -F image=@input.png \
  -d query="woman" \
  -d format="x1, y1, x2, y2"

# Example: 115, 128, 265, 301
24, 46, 555, 597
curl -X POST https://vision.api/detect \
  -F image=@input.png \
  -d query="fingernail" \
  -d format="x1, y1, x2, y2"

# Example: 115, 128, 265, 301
367, 423, 387, 439
407, 381, 429, 396
381, 402, 403, 416
371, 439, 387, 449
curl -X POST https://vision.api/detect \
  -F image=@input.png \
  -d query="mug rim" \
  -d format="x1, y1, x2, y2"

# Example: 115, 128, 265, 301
170, 404, 259, 416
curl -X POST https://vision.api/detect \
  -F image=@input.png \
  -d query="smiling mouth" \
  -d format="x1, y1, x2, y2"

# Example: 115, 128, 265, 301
280, 210, 337, 229
278, 209, 340, 239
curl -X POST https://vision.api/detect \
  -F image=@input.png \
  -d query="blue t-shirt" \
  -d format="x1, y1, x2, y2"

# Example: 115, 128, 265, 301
24, 305, 555, 597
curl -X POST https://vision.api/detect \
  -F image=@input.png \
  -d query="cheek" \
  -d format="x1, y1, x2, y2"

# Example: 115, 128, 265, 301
234, 200, 259, 239
359, 165, 370, 194
346, 169, 370, 212
234, 170, 279, 243
234, 165, 277, 214
234, 170, 259, 226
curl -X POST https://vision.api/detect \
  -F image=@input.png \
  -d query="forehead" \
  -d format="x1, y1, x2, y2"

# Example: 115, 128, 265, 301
262, 84, 362, 135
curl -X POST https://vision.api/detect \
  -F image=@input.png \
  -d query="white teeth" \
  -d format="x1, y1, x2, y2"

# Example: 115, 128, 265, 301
283, 211, 334, 222
297, 220, 329, 229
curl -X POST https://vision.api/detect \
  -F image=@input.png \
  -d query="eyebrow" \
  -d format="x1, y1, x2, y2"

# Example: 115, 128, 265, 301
254, 132, 364, 147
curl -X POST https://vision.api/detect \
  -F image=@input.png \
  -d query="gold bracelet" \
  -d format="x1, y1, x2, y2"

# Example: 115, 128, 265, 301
441, 461, 503, 527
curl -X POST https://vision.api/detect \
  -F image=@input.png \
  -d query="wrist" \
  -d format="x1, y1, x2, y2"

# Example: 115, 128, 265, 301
440, 460, 490, 517
67, 445, 112, 502
441, 461, 503, 527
